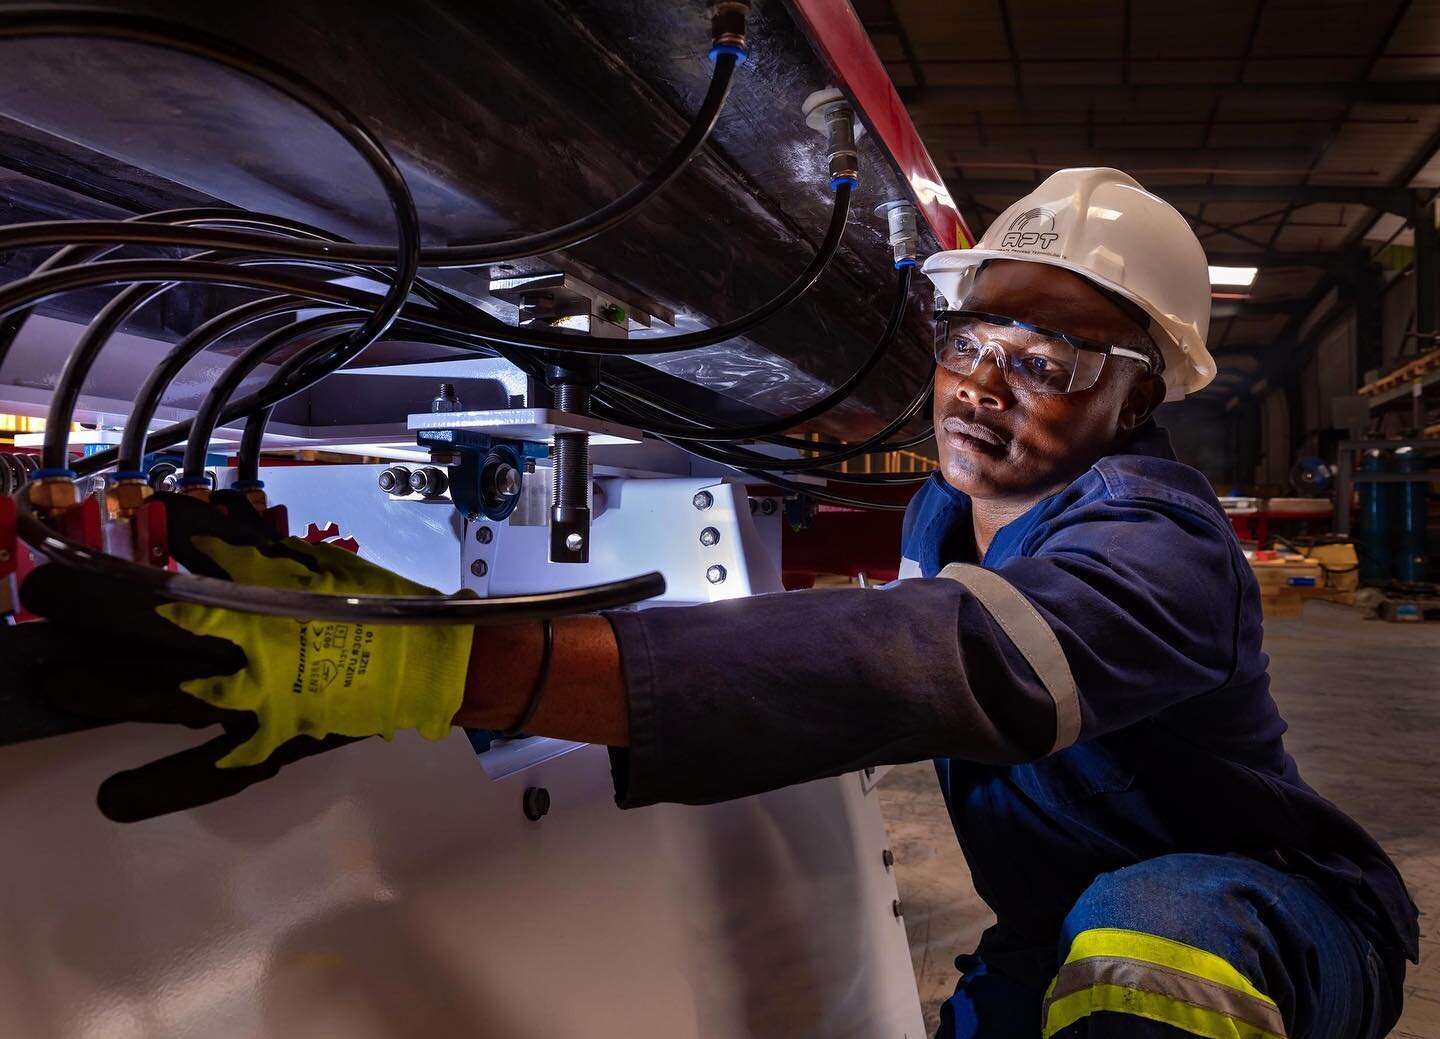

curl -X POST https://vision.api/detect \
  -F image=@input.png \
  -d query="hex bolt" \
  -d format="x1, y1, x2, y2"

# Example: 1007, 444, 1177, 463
522, 786, 551, 822
892, 899, 904, 919
693, 490, 714, 511
469, 559, 488, 578
430, 382, 462, 413
699, 526, 721, 547
475, 525, 494, 544
882, 849, 895, 869
377, 465, 412, 494
496, 465, 522, 497
706, 564, 727, 585
565, 532, 585, 552
410, 466, 449, 498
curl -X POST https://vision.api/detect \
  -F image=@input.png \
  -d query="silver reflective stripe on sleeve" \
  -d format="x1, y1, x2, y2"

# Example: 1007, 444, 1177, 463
898, 557, 922, 580
937, 562, 1081, 753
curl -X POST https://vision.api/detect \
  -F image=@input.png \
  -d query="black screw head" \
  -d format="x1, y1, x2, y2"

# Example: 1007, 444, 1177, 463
522, 786, 551, 821
892, 899, 904, 918
760, 498, 778, 516
475, 526, 494, 544
882, 849, 895, 869
469, 559, 488, 578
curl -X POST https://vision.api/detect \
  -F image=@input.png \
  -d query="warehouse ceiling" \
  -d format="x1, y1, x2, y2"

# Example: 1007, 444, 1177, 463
857, 0, 1440, 401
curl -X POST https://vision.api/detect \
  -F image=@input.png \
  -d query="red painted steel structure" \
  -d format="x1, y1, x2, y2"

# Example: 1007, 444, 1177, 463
787, 0, 974, 251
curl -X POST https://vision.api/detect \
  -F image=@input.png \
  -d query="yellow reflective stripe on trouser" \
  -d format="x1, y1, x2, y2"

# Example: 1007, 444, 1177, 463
1042, 928, 1288, 1039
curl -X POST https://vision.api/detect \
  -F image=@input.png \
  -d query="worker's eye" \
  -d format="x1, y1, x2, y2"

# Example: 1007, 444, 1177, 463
1016, 350, 1072, 386
948, 335, 982, 357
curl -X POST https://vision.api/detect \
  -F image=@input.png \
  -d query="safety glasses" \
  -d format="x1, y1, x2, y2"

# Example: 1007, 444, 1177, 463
933, 310, 1154, 395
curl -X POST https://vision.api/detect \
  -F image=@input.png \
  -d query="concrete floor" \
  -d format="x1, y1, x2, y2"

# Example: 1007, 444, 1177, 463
878, 600, 1440, 1037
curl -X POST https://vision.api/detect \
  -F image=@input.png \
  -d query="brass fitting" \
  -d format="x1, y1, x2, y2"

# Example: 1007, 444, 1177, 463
239, 484, 268, 513
180, 483, 212, 503
108, 477, 153, 520
27, 475, 79, 515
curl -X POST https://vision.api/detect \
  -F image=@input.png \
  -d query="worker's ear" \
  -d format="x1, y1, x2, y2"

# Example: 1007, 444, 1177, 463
1118, 370, 1167, 434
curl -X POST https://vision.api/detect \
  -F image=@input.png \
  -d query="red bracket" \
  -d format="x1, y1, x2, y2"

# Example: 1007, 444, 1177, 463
0, 495, 16, 616
263, 504, 290, 540
132, 498, 170, 568
59, 497, 103, 550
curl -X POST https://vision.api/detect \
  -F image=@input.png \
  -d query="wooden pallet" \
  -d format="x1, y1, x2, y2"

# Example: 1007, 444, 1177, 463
1358, 347, 1440, 397
1378, 596, 1440, 622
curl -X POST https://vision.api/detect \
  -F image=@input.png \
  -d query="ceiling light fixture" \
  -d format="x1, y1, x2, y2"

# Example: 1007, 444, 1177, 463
1208, 265, 1258, 287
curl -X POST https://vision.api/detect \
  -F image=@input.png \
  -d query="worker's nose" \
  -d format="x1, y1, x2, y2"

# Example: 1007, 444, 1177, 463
949, 352, 1012, 411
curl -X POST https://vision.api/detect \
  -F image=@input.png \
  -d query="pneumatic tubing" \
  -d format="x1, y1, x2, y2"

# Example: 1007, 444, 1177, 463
12, 485, 666, 622
180, 313, 364, 482
595, 264, 912, 442
0, 50, 738, 270
0, 180, 852, 360
0, 9, 422, 412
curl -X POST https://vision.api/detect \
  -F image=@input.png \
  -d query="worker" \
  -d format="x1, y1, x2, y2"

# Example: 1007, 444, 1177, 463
16, 168, 1417, 1038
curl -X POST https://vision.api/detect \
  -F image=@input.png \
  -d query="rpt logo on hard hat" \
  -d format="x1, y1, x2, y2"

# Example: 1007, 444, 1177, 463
1001, 207, 1059, 252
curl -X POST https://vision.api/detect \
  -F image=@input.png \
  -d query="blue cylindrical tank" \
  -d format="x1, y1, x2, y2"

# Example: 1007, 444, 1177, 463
1396, 448, 1429, 583
1359, 450, 1392, 584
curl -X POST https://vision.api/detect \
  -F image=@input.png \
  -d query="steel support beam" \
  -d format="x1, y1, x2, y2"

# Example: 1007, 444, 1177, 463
1414, 193, 1438, 337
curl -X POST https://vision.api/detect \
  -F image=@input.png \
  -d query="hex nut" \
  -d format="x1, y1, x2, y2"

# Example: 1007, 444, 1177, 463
240, 485, 268, 512
27, 477, 79, 513
699, 526, 721, 547
693, 490, 714, 510
109, 478, 152, 518
706, 564, 727, 585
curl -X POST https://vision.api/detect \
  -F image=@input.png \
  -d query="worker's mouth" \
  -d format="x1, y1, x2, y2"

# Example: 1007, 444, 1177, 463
941, 416, 1008, 452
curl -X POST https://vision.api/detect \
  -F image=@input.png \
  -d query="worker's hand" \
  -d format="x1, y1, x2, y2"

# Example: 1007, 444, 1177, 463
18, 491, 474, 822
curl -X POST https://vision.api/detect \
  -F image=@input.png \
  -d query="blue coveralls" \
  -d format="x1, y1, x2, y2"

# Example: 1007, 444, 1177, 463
606, 423, 1418, 1038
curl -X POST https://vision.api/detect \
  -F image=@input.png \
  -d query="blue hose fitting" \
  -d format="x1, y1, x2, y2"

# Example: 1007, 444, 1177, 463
230, 479, 265, 491
708, 43, 748, 64
831, 175, 859, 191
110, 470, 149, 483
31, 467, 77, 481
895, 257, 918, 269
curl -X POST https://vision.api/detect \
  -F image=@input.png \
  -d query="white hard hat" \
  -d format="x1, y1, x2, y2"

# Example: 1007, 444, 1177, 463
922, 167, 1215, 401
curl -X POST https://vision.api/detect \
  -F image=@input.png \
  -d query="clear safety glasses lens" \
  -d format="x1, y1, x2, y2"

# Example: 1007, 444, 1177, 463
933, 314, 1109, 395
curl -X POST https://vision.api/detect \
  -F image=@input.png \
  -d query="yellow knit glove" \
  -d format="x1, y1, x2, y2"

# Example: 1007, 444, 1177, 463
157, 537, 473, 768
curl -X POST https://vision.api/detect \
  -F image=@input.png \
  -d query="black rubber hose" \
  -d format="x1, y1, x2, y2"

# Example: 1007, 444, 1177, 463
0, 9, 421, 440
597, 264, 912, 442
236, 405, 274, 484
117, 297, 319, 473
14, 487, 665, 622
665, 436, 911, 511
0, 184, 847, 356
594, 369, 934, 473
43, 252, 409, 470
181, 314, 362, 480
0, 52, 736, 270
